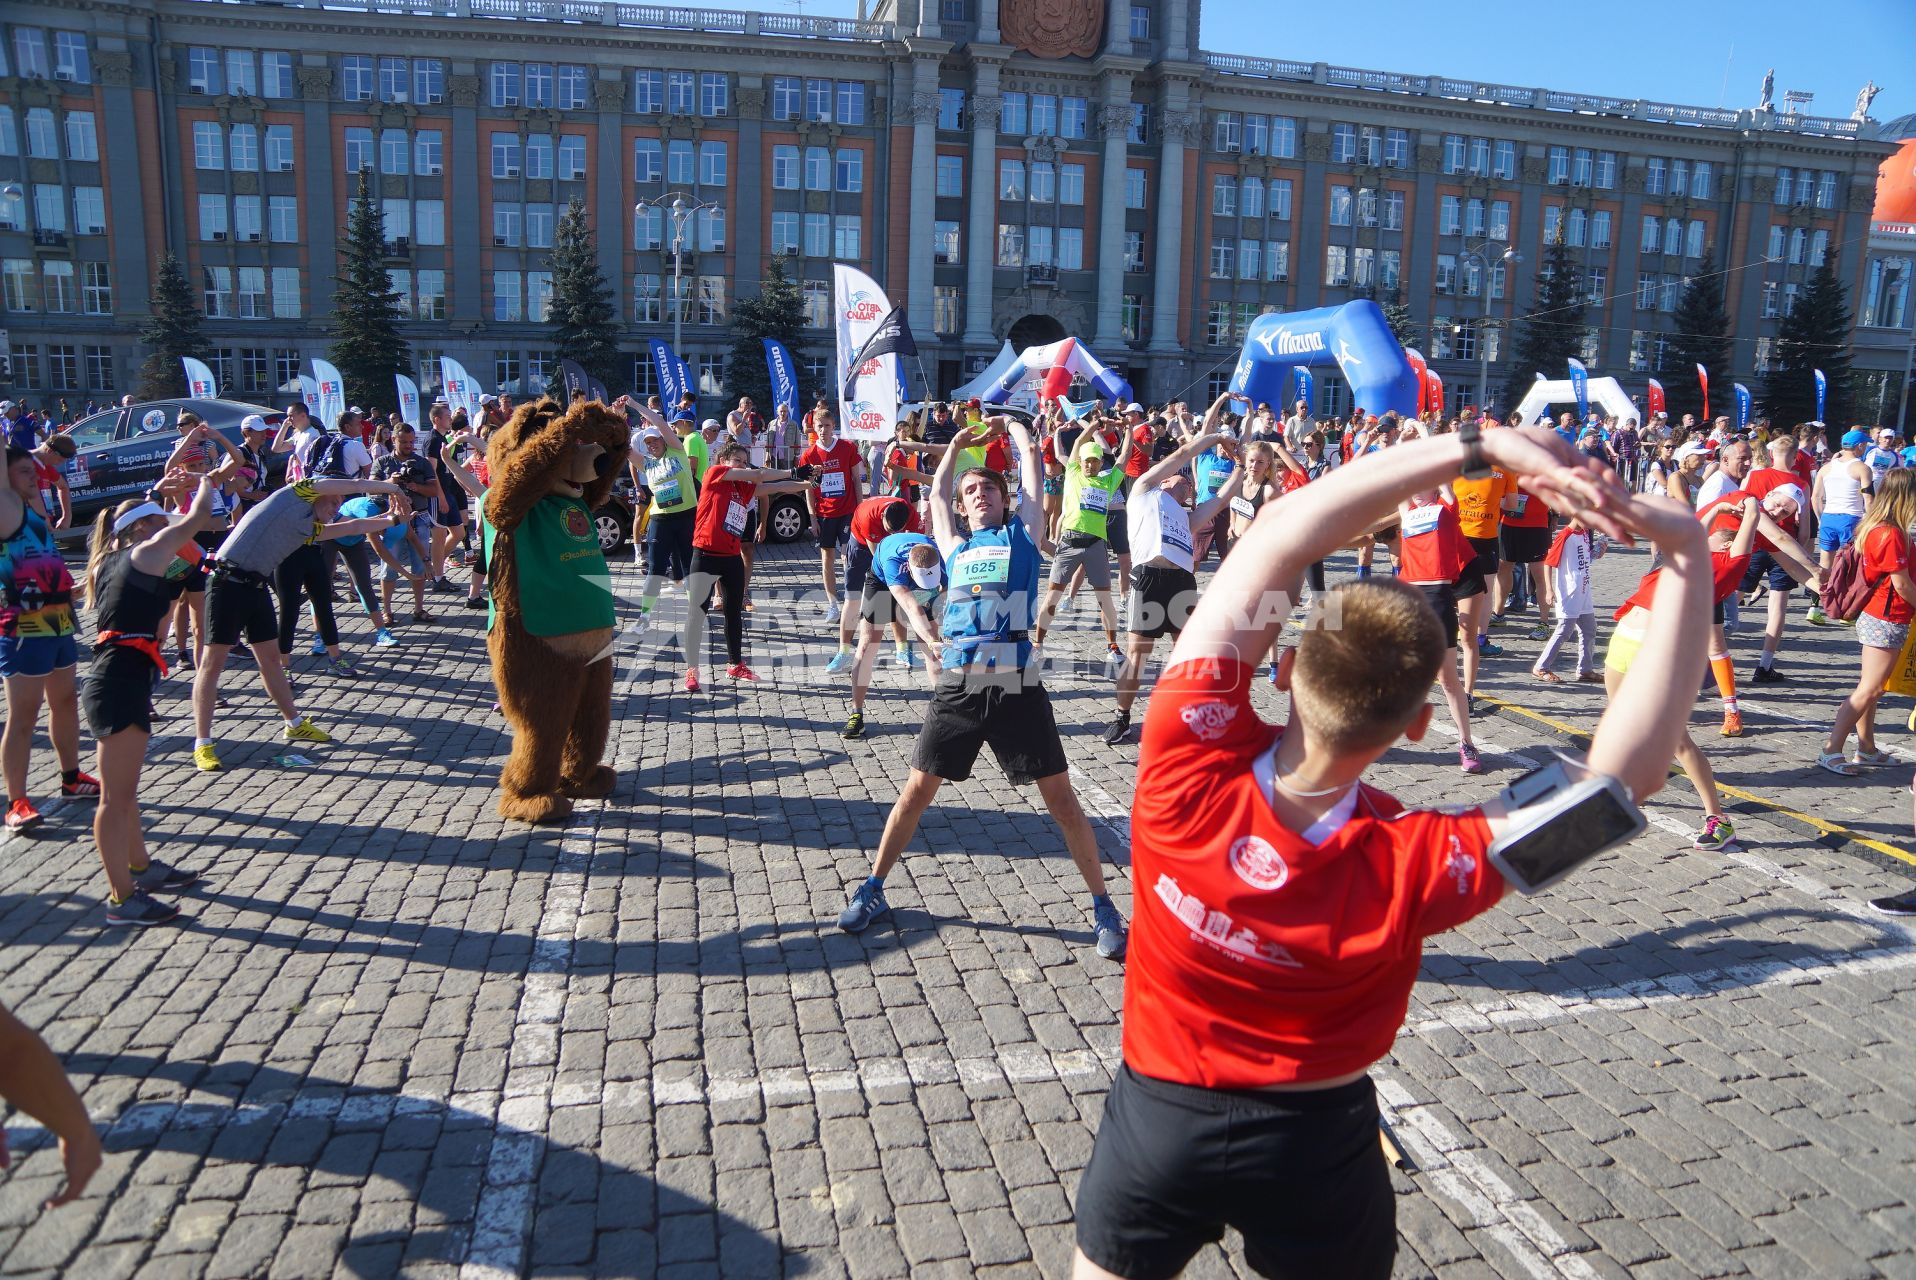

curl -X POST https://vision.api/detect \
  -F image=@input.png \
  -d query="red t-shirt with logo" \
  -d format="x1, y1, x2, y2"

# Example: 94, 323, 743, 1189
1861, 523, 1912, 625
849, 495, 922, 550
1743, 467, 1807, 553
1788, 448, 1815, 492
1501, 481, 1550, 530
692, 463, 757, 557
1397, 497, 1473, 584
1125, 425, 1154, 477
799, 438, 863, 518
1124, 658, 1503, 1089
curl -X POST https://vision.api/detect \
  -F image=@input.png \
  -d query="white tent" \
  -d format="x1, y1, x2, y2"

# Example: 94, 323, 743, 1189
1511, 376, 1639, 427
947, 342, 1018, 402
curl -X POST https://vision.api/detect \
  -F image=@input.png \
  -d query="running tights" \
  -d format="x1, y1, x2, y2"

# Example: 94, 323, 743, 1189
276, 542, 339, 653
685, 551, 746, 667
336, 541, 379, 617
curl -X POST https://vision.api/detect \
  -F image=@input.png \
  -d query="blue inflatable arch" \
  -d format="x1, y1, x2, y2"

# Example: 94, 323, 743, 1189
1227, 300, 1420, 418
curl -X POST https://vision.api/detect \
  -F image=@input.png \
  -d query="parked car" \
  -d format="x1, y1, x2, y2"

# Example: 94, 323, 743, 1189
763, 492, 812, 544
591, 481, 647, 553
55, 398, 287, 536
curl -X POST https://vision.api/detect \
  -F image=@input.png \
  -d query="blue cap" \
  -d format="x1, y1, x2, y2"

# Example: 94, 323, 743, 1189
1841, 428, 1868, 447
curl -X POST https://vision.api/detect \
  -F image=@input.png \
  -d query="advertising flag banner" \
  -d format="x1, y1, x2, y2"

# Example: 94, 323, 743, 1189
833, 263, 899, 441
841, 305, 919, 402
395, 374, 420, 429
1734, 382, 1751, 430
1294, 367, 1314, 413
1567, 358, 1590, 420
310, 358, 348, 429
296, 375, 322, 419
1696, 363, 1710, 419
762, 339, 800, 419
558, 358, 591, 401
182, 357, 218, 400
1646, 378, 1665, 417
438, 357, 483, 421
648, 340, 683, 407
1813, 368, 1827, 422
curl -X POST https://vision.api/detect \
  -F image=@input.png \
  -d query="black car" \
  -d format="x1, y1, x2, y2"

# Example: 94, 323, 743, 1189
56, 398, 286, 536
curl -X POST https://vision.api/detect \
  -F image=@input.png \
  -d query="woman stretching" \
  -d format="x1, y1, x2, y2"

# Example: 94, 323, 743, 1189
78, 476, 221, 925
1819, 470, 1916, 776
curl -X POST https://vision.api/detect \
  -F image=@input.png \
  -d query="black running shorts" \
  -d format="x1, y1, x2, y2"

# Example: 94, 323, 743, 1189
910, 673, 1068, 785
206, 574, 279, 647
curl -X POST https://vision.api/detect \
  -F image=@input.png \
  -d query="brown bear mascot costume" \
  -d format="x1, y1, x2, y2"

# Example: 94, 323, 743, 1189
481, 398, 630, 824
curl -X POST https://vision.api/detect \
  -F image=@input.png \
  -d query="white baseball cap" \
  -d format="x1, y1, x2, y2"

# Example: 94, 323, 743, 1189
240, 414, 268, 433
701, 418, 722, 431
0, 400, 13, 411
1674, 441, 1710, 462
1125, 402, 1145, 415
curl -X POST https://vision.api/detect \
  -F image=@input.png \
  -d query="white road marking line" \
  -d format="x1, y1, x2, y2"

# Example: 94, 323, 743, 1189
1734, 695, 1916, 765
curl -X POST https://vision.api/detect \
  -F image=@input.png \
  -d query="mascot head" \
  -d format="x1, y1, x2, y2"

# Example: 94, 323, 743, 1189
486, 397, 630, 509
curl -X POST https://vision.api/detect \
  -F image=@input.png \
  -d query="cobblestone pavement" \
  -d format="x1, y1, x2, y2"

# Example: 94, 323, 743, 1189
1, 533, 1914, 1279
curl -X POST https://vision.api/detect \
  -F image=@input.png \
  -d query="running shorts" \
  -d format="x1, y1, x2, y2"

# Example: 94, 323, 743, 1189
0, 633, 78, 678
911, 674, 1069, 786
1414, 581, 1461, 647
206, 573, 279, 647
82, 648, 159, 737
1740, 550, 1799, 594
1126, 565, 1198, 639
1499, 523, 1550, 565
1455, 535, 1500, 599
1049, 532, 1111, 590
815, 513, 852, 551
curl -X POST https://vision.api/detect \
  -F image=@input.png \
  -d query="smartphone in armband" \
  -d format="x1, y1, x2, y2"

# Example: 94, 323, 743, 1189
1488, 759, 1646, 895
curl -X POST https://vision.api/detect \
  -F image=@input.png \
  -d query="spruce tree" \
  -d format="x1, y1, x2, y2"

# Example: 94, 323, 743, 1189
135, 252, 205, 400
548, 197, 622, 393
1501, 228, 1585, 409
1763, 261, 1853, 428
1662, 273, 1731, 424
724, 257, 806, 412
1352, 285, 1417, 349
327, 169, 411, 415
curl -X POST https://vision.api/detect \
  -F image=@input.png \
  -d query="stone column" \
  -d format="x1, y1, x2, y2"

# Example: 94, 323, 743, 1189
1148, 92, 1196, 353
95, 49, 151, 318
962, 59, 1004, 348
905, 56, 942, 336
297, 61, 339, 317
1092, 83, 1132, 347
977, 0, 1001, 45
593, 74, 628, 307
446, 69, 483, 326
1104, 0, 1132, 57
733, 76, 766, 297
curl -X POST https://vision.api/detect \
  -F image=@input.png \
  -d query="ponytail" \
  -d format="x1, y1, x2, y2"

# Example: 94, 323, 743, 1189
82, 508, 117, 610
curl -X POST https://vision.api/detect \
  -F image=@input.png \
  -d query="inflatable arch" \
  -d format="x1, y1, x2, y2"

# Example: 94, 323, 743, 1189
1228, 301, 1419, 418
1510, 377, 1639, 427
978, 337, 1134, 407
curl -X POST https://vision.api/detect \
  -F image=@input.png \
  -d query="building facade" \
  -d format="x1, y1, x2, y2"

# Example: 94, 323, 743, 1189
0, 0, 1907, 423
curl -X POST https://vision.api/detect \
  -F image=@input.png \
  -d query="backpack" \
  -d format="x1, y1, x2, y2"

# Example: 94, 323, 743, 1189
303, 432, 352, 479
1820, 542, 1879, 623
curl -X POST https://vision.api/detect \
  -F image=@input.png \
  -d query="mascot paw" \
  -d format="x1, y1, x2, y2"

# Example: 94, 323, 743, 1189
498, 790, 574, 825
562, 765, 617, 800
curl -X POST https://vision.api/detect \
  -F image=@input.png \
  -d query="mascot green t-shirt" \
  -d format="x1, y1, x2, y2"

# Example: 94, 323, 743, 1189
484, 494, 614, 637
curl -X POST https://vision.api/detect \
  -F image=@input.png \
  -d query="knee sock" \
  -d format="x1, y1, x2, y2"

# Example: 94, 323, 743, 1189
1710, 652, 1738, 711
1357, 564, 1372, 579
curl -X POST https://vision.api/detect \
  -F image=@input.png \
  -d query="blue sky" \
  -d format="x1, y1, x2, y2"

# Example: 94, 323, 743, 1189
792, 0, 1913, 128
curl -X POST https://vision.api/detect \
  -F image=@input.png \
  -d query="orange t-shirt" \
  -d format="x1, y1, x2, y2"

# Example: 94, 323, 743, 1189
1450, 471, 1510, 540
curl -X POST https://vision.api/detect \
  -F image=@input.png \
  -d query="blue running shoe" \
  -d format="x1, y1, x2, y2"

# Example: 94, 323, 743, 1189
838, 880, 889, 933
1093, 899, 1128, 960
824, 650, 855, 675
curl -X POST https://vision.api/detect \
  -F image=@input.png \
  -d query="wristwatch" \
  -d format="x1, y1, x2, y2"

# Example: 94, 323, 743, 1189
1457, 420, 1493, 481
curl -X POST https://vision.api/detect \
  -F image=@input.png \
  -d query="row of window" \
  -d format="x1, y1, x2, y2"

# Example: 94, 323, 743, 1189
0, 107, 98, 162
6, 344, 116, 393
487, 62, 596, 110
1205, 239, 1294, 285
200, 265, 303, 319
768, 212, 865, 260
997, 160, 1087, 205
1764, 224, 1831, 268
633, 138, 731, 187
768, 146, 864, 194
764, 79, 870, 126
1212, 176, 1297, 221
0, 185, 105, 236
931, 89, 1152, 146
192, 122, 297, 173
3, 27, 90, 83
1773, 168, 1843, 209
0, 259, 112, 314
633, 205, 727, 252
1212, 113, 1303, 158
486, 134, 590, 182
344, 129, 447, 178
993, 225, 1090, 271
187, 49, 302, 99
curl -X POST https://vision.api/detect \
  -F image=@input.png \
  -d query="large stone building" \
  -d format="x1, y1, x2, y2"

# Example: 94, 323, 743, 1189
0, 0, 1909, 423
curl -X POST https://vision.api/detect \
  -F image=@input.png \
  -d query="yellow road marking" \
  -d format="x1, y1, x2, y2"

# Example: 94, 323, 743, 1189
1476, 693, 1916, 870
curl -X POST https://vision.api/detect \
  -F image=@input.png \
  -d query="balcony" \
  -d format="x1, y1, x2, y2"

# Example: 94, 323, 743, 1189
31, 229, 68, 248
1025, 263, 1058, 286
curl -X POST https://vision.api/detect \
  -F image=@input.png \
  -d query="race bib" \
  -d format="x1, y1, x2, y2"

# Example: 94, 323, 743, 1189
1401, 505, 1443, 538
653, 479, 681, 506
1078, 485, 1110, 515
1230, 496, 1256, 520
1162, 520, 1193, 553
1510, 494, 1529, 516
723, 500, 749, 535
950, 546, 1011, 590
820, 470, 846, 498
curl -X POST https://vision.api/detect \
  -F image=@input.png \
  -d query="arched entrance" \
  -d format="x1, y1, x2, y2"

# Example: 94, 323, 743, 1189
1007, 313, 1067, 350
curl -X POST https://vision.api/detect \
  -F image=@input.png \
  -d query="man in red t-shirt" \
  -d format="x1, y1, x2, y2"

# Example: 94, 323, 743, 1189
679, 443, 812, 692
798, 418, 866, 666
1071, 427, 1714, 1280
1742, 434, 1816, 683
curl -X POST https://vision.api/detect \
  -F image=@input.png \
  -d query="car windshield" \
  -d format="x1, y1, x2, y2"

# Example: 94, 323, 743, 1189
65, 411, 119, 448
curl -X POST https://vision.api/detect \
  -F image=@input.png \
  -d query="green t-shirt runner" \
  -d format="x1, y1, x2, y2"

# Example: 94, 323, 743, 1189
644, 443, 698, 517
682, 430, 709, 485
483, 494, 614, 637
1061, 459, 1125, 541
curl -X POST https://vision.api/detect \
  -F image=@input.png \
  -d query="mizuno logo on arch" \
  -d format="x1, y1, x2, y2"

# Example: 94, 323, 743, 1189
1256, 328, 1327, 357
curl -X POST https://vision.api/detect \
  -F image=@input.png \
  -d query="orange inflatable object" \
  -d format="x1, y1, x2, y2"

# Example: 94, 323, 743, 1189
1876, 138, 1916, 225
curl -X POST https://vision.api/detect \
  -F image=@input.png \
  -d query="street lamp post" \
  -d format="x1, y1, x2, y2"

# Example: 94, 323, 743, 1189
1457, 240, 1521, 417
635, 192, 720, 364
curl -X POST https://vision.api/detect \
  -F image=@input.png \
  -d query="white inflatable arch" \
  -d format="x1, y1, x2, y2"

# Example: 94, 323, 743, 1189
1511, 376, 1639, 426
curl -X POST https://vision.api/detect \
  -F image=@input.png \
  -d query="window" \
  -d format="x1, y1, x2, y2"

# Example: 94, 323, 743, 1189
1130, 104, 1150, 144
202, 265, 233, 317
1214, 112, 1240, 153
0, 108, 13, 158
46, 345, 78, 390
805, 146, 831, 191
1379, 248, 1399, 291
490, 62, 521, 107
1240, 177, 1264, 220
1646, 215, 1664, 254
1438, 195, 1459, 235
698, 207, 726, 252
1270, 116, 1296, 158
1463, 197, 1482, 237
1240, 239, 1262, 281
834, 147, 862, 193
1670, 159, 1689, 197
1328, 185, 1350, 226
73, 187, 104, 234
193, 121, 224, 169
527, 271, 552, 321
1059, 228, 1084, 271
54, 31, 89, 83
1590, 210, 1611, 249
1129, 3, 1150, 38
771, 144, 801, 191
1121, 294, 1142, 340
1242, 114, 1268, 156
1029, 162, 1055, 203
188, 47, 220, 95
997, 224, 1024, 267
632, 137, 663, 184
525, 135, 553, 180
1468, 137, 1489, 176
415, 200, 444, 245
234, 195, 261, 241
1359, 127, 1382, 166
1324, 244, 1348, 286
1330, 123, 1356, 164
344, 128, 373, 174
633, 70, 662, 114
1206, 302, 1231, 346
380, 129, 409, 175
1690, 160, 1710, 199
64, 111, 97, 162
1207, 240, 1234, 279
1566, 207, 1586, 247
1595, 151, 1617, 190
1, 260, 36, 311
1492, 139, 1516, 180
1685, 219, 1705, 258
934, 285, 961, 335
256, 127, 292, 176
492, 272, 522, 322
1546, 146, 1568, 184
341, 54, 373, 102
1270, 179, 1291, 221
31, 185, 63, 233
492, 134, 521, 179
1442, 134, 1464, 174
1435, 254, 1455, 294
269, 196, 298, 243
495, 353, 521, 391
526, 205, 554, 249
1000, 92, 1027, 135
1266, 241, 1288, 281
1809, 229, 1829, 267
378, 56, 406, 103
939, 88, 964, 130
524, 63, 554, 108
237, 348, 268, 392
1124, 231, 1145, 273
1487, 199, 1509, 241
238, 267, 267, 319
558, 64, 589, 111
263, 52, 294, 99
85, 346, 113, 390
1000, 159, 1025, 201
492, 207, 521, 247
1125, 167, 1147, 210
633, 273, 661, 323
1061, 97, 1087, 139
1664, 217, 1681, 255
770, 76, 800, 120
771, 211, 800, 256
933, 153, 964, 198
414, 58, 444, 105
198, 193, 228, 240
1572, 148, 1592, 186
1384, 128, 1409, 168
416, 131, 443, 176
836, 82, 866, 126
42, 261, 75, 313
803, 212, 830, 258
1794, 170, 1813, 205
701, 72, 729, 117
557, 135, 585, 182
633, 205, 661, 249
1585, 266, 1607, 306
0, 186, 17, 231
221, 122, 256, 172
1817, 171, 1838, 209
1646, 156, 1667, 196
833, 216, 861, 260
1379, 189, 1402, 231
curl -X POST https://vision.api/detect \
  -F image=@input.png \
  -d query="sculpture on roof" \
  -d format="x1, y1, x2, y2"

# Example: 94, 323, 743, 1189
1759, 69, 1774, 112
999, 0, 1104, 59
1855, 81, 1882, 121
